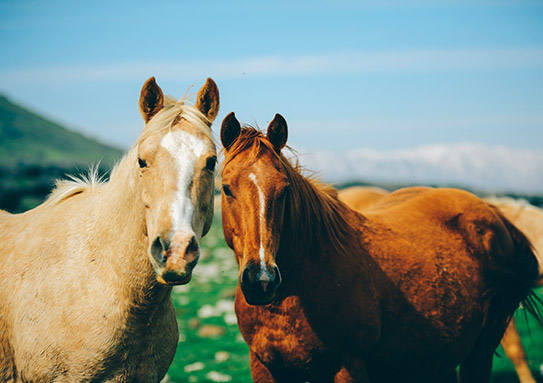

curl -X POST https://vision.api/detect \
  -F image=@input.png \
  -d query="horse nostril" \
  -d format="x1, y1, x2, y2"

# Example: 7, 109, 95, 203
151, 237, 167, 265
241, 266, 251, 286
187, 235, 198, 254
183, 235, 200, 265
241, 264, 282, 294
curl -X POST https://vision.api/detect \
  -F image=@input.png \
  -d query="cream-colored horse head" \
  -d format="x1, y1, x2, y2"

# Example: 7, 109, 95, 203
137, 77, 219, 285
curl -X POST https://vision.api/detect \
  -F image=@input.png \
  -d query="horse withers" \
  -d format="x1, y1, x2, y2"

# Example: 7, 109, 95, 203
219, 112, 541, 383
0, 77, 219, 382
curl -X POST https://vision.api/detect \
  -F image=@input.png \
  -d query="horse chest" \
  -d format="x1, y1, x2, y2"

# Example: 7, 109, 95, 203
6, 294, 177, 382
235, 293, 327, 371
90, 299, 178, 381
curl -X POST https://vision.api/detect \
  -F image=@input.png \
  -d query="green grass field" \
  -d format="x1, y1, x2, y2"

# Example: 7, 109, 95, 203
164, 214, 543, 383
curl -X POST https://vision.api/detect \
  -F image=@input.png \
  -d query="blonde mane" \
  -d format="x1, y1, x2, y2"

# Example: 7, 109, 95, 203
137, 93, 214, 145
43, 92, 214, 207
43, 164, 107, 206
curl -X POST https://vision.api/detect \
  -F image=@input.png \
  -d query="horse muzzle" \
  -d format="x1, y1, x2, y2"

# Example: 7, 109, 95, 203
240, 262, 282, 305
150, 232, 200, 285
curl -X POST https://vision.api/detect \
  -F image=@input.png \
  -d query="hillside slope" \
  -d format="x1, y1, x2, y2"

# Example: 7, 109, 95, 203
0, 94, 123, 166
0, 94, 124, 212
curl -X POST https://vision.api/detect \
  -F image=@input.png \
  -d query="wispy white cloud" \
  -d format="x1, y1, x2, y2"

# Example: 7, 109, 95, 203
1, 47, 542, 87
295, 113, 543, 133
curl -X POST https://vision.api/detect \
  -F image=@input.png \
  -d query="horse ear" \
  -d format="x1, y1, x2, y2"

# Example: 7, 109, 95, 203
139, 77, 164, 123
221, 112, 241, 151
196, 78, 220, 125
266, 114, 288, 152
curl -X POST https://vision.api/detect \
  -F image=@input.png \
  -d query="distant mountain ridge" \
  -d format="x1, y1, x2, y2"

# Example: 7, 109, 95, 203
0, 94, 123, 167
299, 143, 543, 194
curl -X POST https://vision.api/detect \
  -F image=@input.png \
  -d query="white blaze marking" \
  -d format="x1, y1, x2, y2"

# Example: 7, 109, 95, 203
249, 172, 268, 274
161, 130, 207, 238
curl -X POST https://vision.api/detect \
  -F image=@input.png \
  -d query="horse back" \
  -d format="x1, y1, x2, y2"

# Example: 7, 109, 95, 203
368, 187, 539, 296
360, 187, 540, 374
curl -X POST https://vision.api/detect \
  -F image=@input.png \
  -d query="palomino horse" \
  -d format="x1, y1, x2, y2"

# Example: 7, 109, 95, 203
337, 185, 388, 212
0, 77, 219, 382
340, 188, 543, 383
219, 112, 541, 383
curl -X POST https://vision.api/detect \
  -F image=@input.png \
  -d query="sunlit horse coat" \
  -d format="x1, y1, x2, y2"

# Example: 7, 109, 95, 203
339, 189, 543, 383
0, 77, 219, 382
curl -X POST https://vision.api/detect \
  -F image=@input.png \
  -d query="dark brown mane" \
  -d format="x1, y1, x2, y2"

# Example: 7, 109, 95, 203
222, 127, 359, 257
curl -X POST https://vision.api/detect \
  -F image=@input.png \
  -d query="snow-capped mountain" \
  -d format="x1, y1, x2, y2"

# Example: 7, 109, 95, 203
294, 143, 543, 194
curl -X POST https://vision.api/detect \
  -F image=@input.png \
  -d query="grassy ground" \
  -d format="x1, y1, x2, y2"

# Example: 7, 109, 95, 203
166, 214, 252, 382
166, 214, 542, 383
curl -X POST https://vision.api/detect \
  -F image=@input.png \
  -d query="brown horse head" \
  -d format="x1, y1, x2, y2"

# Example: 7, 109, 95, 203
220, 113, 289, 305
137, 77, 219, 285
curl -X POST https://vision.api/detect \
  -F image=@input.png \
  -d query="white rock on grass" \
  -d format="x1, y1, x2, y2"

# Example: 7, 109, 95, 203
197, 304, 216, 318
173, 283, 191, 294
197, 299, 235, 319
206, 371, 232, 382
184, 362, 205, 373
223, 312, 237, 325
215, 351, 230, 362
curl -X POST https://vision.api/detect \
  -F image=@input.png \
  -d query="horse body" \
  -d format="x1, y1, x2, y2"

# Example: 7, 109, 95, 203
0, 183, 177, 381
219, 114, 540, 382
0, 77, 220, 382
340, 190, 543, 382
236, 187, 492, 382
361, 188, 505, 380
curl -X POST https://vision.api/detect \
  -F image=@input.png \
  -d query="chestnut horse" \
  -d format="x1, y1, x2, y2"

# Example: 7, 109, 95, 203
0, 77, 219, 382
340, 188, 543, 383
219, 112, 541, 383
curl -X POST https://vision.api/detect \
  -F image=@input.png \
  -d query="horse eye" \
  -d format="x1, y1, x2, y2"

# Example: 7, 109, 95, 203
205, 156, 217, 172
138, 158, 148, 168
222, 184, 233, 197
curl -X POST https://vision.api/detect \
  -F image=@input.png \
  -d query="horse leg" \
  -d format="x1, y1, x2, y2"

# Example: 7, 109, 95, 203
459, 319, 506, 383
249, 351, 279, 383
436, 370, 459, 383
500, 319, 536, 383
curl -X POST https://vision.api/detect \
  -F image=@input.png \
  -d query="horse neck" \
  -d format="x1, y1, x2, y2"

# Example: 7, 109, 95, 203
280, 165, 364, 264
94, 149, 171, 307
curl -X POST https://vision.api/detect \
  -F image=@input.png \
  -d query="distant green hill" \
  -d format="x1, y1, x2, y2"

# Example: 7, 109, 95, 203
0, 94, 124, 212
0, 94, 123, 167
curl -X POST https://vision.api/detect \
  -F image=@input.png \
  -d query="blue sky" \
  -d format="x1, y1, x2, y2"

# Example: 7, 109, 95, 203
1, 0, 542, 152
